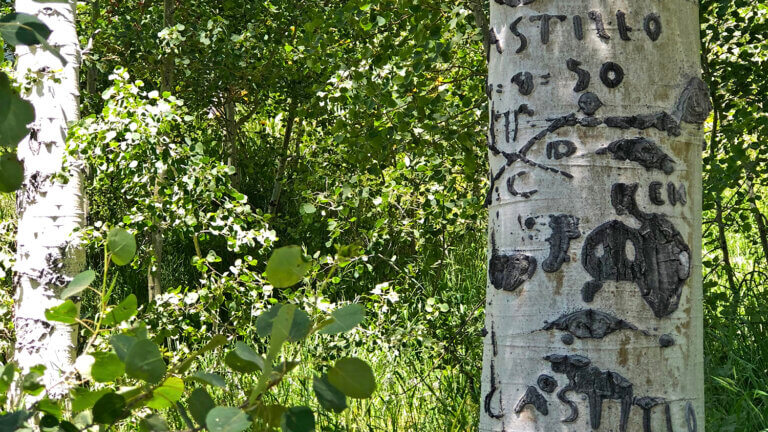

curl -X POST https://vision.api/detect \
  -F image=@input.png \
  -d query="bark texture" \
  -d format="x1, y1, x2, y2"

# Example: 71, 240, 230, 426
13, 0, 84, 398
480, 1, 707, 430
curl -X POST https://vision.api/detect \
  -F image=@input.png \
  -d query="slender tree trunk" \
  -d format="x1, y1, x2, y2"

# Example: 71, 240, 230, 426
13, 0, 84, 398
481, 2, 708, 431
161, 0, 175, 94
223, 98, 242, 187
86, 0, 99, 95
747, 180, 768, 268
268, 100, 297, 216
148, 0, 175, 301
714, 199, 738, 318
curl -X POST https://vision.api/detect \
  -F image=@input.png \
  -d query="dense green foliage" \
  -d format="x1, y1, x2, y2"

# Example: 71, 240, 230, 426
0, 0, 766, 430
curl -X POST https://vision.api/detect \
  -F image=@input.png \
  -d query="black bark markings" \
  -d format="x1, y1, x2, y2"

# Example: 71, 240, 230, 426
546, 140, 576, 160
650, 181, 666, 205
617, 10, 633, 41
514, 386, 548, 415
686, 402, 697, 432
529, 14, 566, 45
537, 374, 557, 393
603, 112, 681, 136
634, 397, 672, 432
545, 354, 633, 432
489, 28, 504, 54
485, 79, 699, 222
507, 171, 538, 199
578, 92, 603, 116
600, 61, 625, 88
668, 182, 687, 206
543, 308, 639, 339
494, 0, 535, 7
484, 359, 505, 419
644, 13, 663, 42
567, 58, 590, 92
561, 334, 575, 345
675, 77, 713, 124
596, 137, 676, 174
587, 11, 610, 41
492, 322, 499, 356
511, 72, 534, 95
513, 104, 534, 142
581, 183, 691, 318
543, 214, 580, 272
659, 334, 675, 348
509, 17, 528, 53
489, 230, 537, 292
573, 15, 584, 40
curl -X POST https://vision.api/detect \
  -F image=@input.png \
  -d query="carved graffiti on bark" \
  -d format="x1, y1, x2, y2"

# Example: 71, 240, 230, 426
542, 214, 580, 272
543, 309, 639, 339
545, 354, 633, 432
514, 386, 549, 415
581, 183, 691, 318
596, 138, 676, 175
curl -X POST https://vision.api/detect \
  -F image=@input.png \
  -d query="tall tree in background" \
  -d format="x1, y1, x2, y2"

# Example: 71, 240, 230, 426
147, 0, 176, 301
13, 0, 83, 397
480, 1, 709, 430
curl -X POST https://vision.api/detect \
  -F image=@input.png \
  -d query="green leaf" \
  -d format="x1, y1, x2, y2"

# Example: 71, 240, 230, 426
224, 342, 264, 373
146, 377, 184, 410
91, 352, 125, 383
71, 388, 110, 413
110, 334, 138, 362
265, 246, 311, 288
39, 414, 59, 430
188, 388, 215, 427
21, 365, 45, 396
0, 411, 31, 430
0, 72, 34, 149
319, 304, 365, 335
139, 414, 169, 432
0, 153, 24, 193
249, 305, 295, 402
125, 339, 166, 383
102, 294, 138, 326
205, 407, 250, 432
0, 13, 51, 45
107, 228, 137, 266
327, 358, 376, 399
312, 374, 347, 413
44, 300, 78, 324
0, 363, 16, 397
92, 392, 126, 424
280, 406, 315, 432
187, 371, 226, 388
256, 304, 311, 341
60, 270, 96, 299
300, 203, 316, 214
35, 397, 61, 419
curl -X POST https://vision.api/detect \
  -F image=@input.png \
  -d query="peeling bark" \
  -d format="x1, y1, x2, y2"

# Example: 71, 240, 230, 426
13, 0, 84, 399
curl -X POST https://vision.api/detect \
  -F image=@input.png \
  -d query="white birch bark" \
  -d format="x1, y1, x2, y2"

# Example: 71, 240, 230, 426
480, 1, 708, 431
13, 0, 83, 398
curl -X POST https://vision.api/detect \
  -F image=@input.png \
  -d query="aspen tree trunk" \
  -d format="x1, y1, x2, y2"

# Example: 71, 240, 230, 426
13, 0, 84, 398
480, 1, 709, 431
268, 100, 297, 216
148, 0, 176, 300
85, 0, 99, 95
